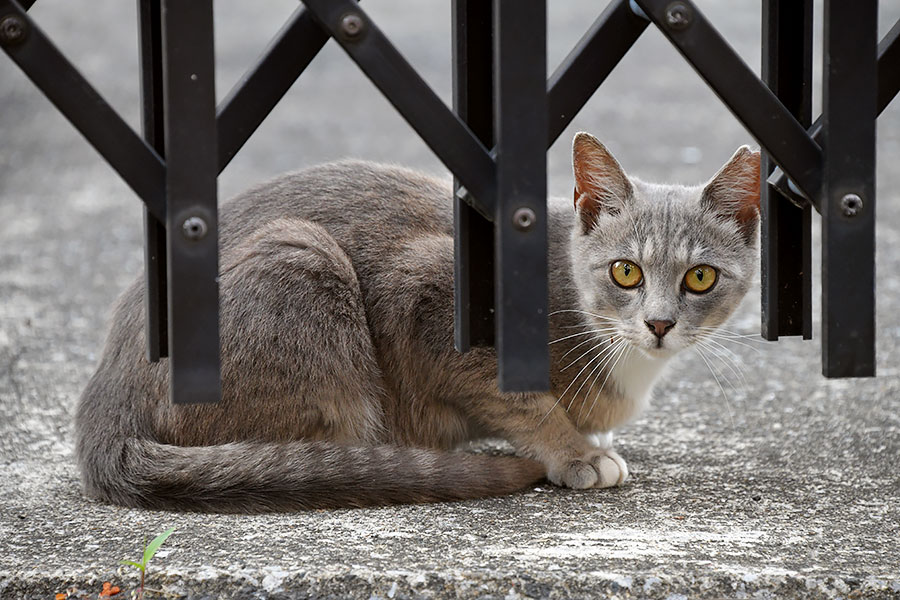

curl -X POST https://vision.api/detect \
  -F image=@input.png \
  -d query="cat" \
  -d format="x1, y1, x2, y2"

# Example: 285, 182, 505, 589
75, 132, 760, 512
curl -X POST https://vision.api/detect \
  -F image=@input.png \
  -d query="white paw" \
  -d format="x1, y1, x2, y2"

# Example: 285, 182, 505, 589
592, 449, 628, 488
548, 449, 629, 489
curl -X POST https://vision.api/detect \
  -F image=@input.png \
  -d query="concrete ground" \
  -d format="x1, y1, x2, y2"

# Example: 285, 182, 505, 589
2, 0, 899, 598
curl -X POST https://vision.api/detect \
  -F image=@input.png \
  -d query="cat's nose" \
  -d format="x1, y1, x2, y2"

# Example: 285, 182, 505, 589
645, 319, 676, 338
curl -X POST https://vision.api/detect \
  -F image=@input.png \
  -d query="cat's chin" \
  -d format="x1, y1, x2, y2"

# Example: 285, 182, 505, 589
636, 345, 678, 360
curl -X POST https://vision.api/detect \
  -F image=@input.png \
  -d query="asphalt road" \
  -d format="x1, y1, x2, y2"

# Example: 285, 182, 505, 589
1, 0, 899, 598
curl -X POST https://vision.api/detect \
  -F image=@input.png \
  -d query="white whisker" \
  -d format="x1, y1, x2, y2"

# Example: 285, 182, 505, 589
694, 346, 735, 428
558, 323, 621, 330
578, 341, 625, 408
701, 338, 749, 387
561, 335, 618, 371
570, 340, 625, 414
549, 328, 617, 345
564, 340, 625, 412
573, 356, 608, 420
696, 326, 764, 342
560, 333, 606, 360
695, 340, 743, 390
580, 342, 631, 425
549, 309, 620, 322
694, 326, 763, 354
539, 339, 623, 424
704, 334, 762, 354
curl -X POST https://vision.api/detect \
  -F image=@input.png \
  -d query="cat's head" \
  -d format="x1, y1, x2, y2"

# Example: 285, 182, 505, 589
569, 132, 760, 359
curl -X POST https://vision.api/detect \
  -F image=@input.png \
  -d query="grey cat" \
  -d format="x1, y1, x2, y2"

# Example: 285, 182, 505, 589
75, 132, 761, 512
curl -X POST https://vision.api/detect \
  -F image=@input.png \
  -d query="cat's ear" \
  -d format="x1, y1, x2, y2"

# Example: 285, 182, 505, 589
572, 132, 633, 233
701, 146, 761, 242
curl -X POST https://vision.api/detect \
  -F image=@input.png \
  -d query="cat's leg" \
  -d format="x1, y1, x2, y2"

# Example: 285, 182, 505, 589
363, 230, 623, 485
473, 395, 628, 489
208, 217, 387, 445
517, 403, 629, 489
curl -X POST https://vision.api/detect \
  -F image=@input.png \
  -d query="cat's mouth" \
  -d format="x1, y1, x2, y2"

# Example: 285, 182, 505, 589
639, 338, 679, 358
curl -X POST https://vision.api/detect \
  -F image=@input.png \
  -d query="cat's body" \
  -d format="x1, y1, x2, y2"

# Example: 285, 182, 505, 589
76, 134, 760, 512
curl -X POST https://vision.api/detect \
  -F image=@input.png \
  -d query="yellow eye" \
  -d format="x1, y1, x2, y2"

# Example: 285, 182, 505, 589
610, 260, 643, 288
684, 265, 717, 293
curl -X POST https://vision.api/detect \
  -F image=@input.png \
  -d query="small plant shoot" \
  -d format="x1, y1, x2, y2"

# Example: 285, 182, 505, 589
120, 527, 175, 599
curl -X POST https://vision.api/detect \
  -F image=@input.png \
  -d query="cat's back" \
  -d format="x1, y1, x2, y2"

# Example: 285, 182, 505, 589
219, 160, 454, 254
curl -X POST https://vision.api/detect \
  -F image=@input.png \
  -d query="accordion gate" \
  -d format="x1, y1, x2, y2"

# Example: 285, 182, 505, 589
1, 0, 897, 404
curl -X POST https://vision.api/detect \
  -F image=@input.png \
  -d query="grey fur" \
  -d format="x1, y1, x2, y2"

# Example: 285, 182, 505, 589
75, 134, 760, 512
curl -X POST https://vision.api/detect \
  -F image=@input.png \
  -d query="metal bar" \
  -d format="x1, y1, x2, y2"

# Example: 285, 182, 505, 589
770, 19, 900, 206
0, 0, 166, 222
877, 18, 900, 114
760, 0, 812, 341
633, 0, 822, 202
820, 0, 877, 378
452, 0, 495, 352
143, 212, 169, 361
494, 0, 549, 391
546, 0, 648, 147
301, 0, 497, 217
138, 0, 168, 362
161, 0, 221, 403
217, 5, 333, 172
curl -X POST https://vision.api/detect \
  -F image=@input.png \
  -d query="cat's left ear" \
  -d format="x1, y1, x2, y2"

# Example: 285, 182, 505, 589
701, 146, 761, 242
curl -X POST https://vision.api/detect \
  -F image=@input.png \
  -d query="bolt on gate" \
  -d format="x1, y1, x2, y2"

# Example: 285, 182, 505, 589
1, 0, 897, 405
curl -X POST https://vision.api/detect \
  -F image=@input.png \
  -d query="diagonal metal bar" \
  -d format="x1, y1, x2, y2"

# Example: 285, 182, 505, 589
876, 18, 900, 115
0, 0, 166, 222
634, 0, 822, 202
769, 18, 900, 207
300, 0, 497, 217
546, 0, 648, 147
217, 5, 337, 173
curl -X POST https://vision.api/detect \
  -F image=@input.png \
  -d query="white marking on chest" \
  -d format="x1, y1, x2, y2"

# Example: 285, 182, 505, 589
610, 349, 670, 416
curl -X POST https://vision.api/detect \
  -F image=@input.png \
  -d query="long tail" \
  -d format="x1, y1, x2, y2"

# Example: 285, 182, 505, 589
79, 437, 546, 512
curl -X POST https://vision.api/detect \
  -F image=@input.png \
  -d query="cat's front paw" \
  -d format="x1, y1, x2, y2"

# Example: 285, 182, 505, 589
547, 449, 628, 489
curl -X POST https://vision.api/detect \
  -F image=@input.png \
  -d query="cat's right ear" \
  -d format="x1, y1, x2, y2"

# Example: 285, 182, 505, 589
701, 145, 761, 243
572, 133, 633, 233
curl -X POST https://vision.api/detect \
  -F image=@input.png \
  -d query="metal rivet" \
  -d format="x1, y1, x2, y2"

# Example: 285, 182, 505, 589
840, 193, 863, 217
512, 208, 536, 232
664, 1, 693, 30
0, 14, 26, 46
340, 13, 364, 38
182, 216, 208, 240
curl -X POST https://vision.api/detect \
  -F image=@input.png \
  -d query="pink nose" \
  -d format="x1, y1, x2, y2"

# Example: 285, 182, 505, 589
645, 319, 676, 338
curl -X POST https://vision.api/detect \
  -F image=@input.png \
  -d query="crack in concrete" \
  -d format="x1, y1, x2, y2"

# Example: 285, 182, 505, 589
2, 348, 24, 404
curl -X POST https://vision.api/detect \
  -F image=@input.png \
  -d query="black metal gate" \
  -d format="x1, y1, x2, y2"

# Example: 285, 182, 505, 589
1, 0, 897, 405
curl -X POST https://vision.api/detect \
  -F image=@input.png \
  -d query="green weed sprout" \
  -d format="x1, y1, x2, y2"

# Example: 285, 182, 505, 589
121, 527, 175, 598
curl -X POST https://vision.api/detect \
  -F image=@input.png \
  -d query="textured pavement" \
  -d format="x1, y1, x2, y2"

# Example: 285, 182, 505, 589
1, 0, 899, 598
